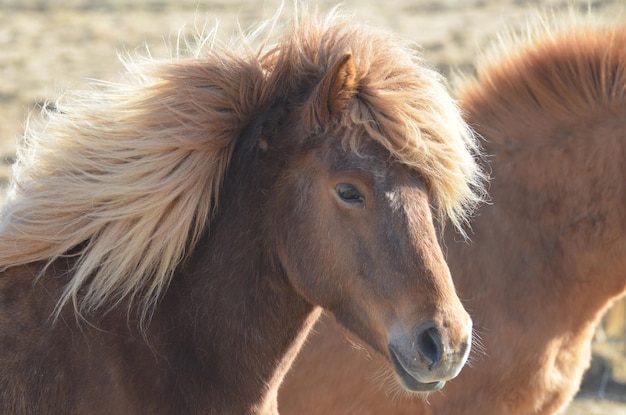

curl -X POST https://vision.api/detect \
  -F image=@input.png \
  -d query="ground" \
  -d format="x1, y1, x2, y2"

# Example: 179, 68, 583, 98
0, 0, 624, 413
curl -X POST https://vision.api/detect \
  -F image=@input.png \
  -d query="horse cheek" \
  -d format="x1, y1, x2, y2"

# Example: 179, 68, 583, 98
275, 190, 353, 310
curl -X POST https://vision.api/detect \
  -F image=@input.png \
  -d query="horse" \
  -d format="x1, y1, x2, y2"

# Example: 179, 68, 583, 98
279, 11, 626, 415
0, 8, 486, 415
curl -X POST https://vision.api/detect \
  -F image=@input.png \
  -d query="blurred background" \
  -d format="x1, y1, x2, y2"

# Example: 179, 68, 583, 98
0, 1, 624, 413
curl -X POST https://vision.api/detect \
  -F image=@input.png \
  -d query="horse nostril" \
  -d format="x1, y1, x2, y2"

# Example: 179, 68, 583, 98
416, 324, 443, 367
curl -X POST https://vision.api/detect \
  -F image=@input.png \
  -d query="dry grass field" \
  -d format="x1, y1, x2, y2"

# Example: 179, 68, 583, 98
0, 0, 625, 413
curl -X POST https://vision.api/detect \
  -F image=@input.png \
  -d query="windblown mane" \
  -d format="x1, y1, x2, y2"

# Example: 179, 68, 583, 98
458, 10, 626, 136
0, 8, 484, 320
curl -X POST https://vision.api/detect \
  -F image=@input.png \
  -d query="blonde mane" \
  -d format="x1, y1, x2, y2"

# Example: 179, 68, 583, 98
0, 8, 484, 319
457, 10, 626, 136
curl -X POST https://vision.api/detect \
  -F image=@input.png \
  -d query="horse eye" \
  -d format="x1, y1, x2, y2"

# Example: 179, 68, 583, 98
335, 183, 365, 206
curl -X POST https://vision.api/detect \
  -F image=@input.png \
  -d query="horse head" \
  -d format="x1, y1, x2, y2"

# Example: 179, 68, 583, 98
258, 51, 475, 391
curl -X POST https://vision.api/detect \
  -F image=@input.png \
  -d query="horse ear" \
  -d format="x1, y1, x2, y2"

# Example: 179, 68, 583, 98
303, 53, 357, 128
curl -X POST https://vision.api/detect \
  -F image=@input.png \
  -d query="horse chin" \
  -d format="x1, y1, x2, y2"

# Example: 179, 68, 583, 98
388, 347, 446, 393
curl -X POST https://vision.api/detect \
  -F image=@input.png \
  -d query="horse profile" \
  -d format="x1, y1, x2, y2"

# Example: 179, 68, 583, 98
279, 12, 626, 415
0, 9, 485, 415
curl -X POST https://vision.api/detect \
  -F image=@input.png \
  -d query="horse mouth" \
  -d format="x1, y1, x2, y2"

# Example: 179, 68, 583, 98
388, 347, 445, 392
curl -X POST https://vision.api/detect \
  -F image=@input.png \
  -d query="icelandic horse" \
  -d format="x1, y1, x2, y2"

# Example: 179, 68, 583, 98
0, 9, 485, 415
279, 11, 626, 415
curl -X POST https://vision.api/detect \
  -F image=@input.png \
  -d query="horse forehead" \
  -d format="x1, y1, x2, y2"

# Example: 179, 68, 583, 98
317, 139, 395, 173
382, 179, 430, 211
321, 145, 426, 193
388, 164, 433, 211
297, 136, 427, 192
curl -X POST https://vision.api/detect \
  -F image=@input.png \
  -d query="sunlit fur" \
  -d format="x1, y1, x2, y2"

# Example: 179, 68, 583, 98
0, 8, 484, 322
458, 9, 626, 130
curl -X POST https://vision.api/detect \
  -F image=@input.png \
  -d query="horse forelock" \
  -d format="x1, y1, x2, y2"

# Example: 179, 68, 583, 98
0, 6, 485, 323
458, 10, 626, 137
262, 9, 486, 233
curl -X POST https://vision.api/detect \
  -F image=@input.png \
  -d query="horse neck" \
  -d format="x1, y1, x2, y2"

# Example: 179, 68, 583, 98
155, 134, 319, 414
448, 111, 626, 350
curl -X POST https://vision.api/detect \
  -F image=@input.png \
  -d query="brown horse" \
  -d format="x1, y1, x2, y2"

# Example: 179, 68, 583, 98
0, 9, 485, 415
279, 12, 626, 415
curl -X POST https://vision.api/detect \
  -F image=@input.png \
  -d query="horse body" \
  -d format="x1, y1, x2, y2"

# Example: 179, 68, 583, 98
0, 236, 316, 414
279, 13, 626, 415
0, 10, 484, 414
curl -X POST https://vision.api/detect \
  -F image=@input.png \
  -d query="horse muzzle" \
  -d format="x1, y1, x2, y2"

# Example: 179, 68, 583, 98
387, 320, 472, 392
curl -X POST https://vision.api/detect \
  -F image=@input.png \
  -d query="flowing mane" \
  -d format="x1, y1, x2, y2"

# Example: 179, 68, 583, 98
0, 8, 484, 320
458, 11, 626, 138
